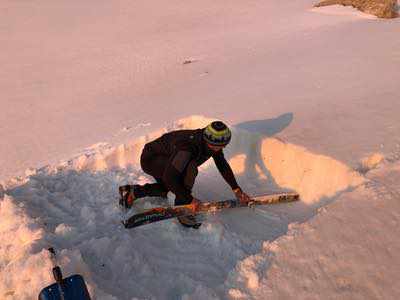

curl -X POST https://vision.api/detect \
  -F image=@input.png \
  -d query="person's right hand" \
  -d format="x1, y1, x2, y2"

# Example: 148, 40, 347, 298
233, 187, 252, 205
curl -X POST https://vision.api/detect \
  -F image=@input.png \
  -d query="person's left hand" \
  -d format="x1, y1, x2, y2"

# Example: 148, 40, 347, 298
233, 187, 252, 205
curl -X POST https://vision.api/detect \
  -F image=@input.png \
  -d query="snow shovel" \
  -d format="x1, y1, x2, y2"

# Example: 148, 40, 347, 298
38, 247, 91, 300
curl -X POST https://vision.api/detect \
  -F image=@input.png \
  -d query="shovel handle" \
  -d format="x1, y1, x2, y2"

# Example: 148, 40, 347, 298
47, 247, 64, 284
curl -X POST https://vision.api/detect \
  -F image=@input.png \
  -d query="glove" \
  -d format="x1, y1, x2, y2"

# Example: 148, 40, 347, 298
233, 187, 252, 205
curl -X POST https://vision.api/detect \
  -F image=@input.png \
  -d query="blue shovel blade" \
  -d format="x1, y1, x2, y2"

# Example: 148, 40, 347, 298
38, 274, 91, 300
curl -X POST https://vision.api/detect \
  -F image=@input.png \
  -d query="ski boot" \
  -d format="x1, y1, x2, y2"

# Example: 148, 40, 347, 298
177, 215, 202, 229
119, 185, 137, 209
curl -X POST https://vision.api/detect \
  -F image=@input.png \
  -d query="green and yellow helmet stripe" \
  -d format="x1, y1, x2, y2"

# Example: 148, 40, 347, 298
205, 124, 230, 136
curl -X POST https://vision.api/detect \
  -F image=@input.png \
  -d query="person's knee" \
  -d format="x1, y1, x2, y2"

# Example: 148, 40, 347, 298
140, 146, 152, 174
175, 196, 192, 206
144, 182, 168, 198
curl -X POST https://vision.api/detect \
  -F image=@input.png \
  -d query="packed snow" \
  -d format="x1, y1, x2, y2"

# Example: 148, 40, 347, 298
1, 0, 400, 299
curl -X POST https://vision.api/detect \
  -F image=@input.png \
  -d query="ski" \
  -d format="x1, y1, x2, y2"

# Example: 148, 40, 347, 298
123, 192, 299, 229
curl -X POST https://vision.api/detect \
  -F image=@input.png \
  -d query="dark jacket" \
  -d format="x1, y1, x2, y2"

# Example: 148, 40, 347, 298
143, 128, 239, 201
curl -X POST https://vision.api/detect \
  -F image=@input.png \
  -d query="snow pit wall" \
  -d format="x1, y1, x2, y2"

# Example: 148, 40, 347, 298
68, 115, 364, 204
0, 115, 365, 299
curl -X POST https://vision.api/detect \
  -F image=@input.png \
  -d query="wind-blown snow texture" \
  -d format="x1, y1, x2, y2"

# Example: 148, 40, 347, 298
1, 1, 400, 299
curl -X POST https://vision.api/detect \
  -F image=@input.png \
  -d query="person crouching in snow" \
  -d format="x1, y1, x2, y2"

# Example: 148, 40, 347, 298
119, 121, 251, 228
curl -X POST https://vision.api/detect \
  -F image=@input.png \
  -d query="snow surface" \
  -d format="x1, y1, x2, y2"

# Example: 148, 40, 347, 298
1, 0, 400, 299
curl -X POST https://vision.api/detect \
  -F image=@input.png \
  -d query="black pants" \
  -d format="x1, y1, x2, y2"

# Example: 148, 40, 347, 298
134, 146, 197, 205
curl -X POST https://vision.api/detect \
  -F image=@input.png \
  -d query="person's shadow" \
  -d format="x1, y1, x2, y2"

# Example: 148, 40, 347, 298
233, 113, 294, 192
235, 113, 293, 137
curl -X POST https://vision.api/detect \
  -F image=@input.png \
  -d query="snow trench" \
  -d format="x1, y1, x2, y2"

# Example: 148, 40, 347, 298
0, 115, 363, 299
